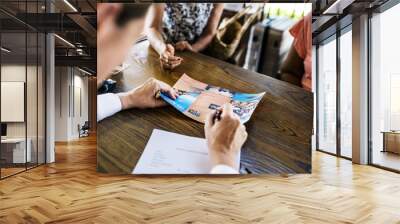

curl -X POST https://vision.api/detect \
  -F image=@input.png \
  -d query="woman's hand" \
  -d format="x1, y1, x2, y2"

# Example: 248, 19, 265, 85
176, 41, 196, 52
117, 78, 178, 110
160, 44, 182, 70
204, 104, 248, 170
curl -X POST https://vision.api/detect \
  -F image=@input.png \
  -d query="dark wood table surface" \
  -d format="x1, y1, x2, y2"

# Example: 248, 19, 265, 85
97, 40, 313, 174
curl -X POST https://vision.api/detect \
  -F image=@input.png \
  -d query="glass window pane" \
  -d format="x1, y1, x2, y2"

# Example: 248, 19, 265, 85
371, 3, 400, 171
1, 31, 27, 177
38, 32, 45, 165
318, 37, 337, 154
1, 0, 46, 179
25, 0, 40, 169
312, 46, 317, 151
340, 29, 352, 158
27, 31, 38, 169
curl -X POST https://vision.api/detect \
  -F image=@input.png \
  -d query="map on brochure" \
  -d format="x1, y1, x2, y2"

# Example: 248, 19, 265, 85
160, 74, 265, 123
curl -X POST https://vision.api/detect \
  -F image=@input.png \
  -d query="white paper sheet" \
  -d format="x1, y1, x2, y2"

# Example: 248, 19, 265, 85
132, 129, 239, 174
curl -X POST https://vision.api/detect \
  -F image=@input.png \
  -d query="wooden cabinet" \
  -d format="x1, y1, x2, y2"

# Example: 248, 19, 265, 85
382, 132, 400, 154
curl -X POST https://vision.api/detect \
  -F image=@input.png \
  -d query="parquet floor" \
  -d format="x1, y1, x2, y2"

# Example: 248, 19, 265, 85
1, 135, 400, 224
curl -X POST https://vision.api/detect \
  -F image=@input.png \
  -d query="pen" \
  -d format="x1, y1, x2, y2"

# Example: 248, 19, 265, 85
213, 109, 222, 123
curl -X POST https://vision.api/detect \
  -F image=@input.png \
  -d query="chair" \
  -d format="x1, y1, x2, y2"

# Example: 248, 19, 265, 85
78, 121, 90, 138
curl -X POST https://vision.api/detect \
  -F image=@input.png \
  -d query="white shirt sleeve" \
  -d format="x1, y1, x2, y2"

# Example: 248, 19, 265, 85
210, 165, 239, 174
97, 93, 122, 122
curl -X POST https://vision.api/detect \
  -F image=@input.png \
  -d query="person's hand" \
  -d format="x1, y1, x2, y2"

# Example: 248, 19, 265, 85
175, 41, 195, 52
117, 78, 178, 110
160, 44, 182, 70
204, 104, 248, 170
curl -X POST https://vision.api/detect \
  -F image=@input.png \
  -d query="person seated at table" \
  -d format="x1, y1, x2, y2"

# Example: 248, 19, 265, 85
97, 3, 246, 174
280, 13, 312, 91
147, 3, 224, 69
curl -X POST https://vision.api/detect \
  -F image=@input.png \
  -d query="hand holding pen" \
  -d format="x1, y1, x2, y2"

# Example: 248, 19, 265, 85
204, 104, 248, 171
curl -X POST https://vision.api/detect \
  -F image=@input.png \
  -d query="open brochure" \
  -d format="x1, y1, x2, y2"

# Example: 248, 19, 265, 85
160, 74, 265, 123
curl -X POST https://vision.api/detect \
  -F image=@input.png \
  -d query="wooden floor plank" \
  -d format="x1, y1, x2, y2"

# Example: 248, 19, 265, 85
0, 135, 399, 223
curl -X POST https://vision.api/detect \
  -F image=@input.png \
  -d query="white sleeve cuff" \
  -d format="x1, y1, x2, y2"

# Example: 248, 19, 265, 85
210, 165, 239, 174
97, 93, 122, 122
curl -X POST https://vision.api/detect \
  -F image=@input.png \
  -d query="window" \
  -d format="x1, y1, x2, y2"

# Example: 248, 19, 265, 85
317, 37, 337, 154
316, 27, 353, 159
370, 2, 400, 171
312, 46, 317, 151
339, 29, 352, 158
0, 1, 47, 179
1, 30, 28, 177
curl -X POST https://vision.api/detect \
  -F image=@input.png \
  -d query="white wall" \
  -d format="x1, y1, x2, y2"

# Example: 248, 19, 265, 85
1, 64, 46, 164
75, 72, 89, 138
1, 65, 41, 138
54, 67, 89, 141
1, 65, 26, 134
55, 66, 69, 141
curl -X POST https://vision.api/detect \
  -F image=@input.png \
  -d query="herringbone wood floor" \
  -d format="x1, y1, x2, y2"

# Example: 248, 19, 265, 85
1, 135, 400, 224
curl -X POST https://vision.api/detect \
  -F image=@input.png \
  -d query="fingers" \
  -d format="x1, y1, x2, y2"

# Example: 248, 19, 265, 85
216, 103, 241, 132
162, 53, 182, 62
221, 103, 234, 119
205, 111, 215, 130
176, 44, 185, 51
161, 61, 181, 70
175, 41, 191, 51
167, 57, 182, 65
175, 41, 184, 51
145, 78, 176, 108
186, 44, 194, 52
239, 124, 247, 139
166, 44, 175, 55
160, 51, 182, 70
160, 43, 184, 70
160, 58, 180, 67
154, 79, 178, 100
237, 124, 248, 147
164, 45, 181, 62
160, 53, 181, 63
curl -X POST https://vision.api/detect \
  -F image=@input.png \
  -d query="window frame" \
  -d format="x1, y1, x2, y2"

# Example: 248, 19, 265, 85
315, 23, 352, 161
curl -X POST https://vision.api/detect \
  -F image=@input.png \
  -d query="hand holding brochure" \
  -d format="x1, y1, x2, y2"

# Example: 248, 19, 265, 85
160, 74, 265, 123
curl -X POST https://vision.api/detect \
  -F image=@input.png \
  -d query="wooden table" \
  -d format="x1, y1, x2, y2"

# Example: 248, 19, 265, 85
97, 40, 313, 174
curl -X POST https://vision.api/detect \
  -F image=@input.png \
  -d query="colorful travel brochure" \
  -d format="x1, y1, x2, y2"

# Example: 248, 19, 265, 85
160, 74, 265, 123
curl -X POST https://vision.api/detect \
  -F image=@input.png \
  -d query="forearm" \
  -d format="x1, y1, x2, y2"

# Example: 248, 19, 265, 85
117, 90, 140, 110
209, 145, 239, 170
280, 45, 304, 86
192, 32, 215, 52
97, 91, 138, 122
192, 3, 223, 52
97, 93, 122, 122
147, 27, 166, 55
